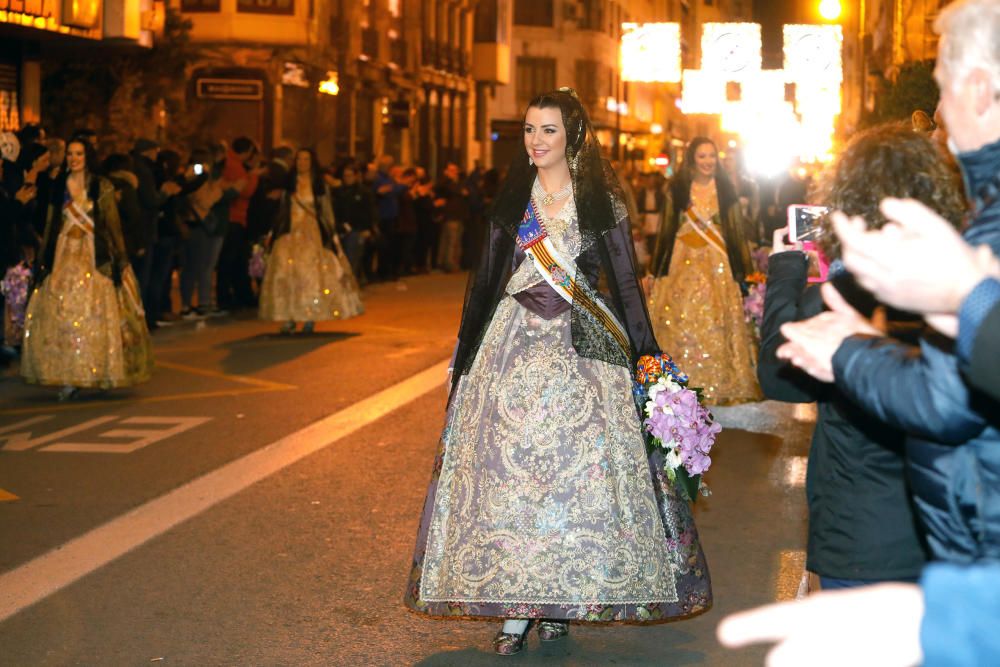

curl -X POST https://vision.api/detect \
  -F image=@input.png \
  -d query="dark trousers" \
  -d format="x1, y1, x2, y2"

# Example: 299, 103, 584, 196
131, 246, 153, 318
146, 237, 179, 325
216, 223, 254, 309
376, 217, 398, 281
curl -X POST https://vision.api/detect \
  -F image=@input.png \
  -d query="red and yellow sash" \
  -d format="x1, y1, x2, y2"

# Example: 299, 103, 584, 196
517, 200, 630, 357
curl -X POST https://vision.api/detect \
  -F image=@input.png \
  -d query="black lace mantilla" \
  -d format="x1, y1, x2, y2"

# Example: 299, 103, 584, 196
450, 89, 658, 398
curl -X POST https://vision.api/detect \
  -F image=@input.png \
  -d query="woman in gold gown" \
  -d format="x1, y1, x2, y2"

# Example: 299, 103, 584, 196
21, 139, 153, 400
648, 138, 761, 405
258, 148, 363, 333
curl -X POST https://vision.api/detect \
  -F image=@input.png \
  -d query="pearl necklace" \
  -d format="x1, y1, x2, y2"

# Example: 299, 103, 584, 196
533, 179, 573, 206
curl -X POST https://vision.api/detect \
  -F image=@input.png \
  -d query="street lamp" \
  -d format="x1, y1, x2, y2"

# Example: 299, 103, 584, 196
819, 0, 842, 21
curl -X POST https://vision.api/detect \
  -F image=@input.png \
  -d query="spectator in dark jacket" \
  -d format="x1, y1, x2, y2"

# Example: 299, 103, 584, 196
103, 154, 144, 261
247, 145, 292, 242
776, 0, 1000, 563
372, 155, 408, 281
760, 124, 968, 588
217, 136, 260, 309
832, 204, 1000, 404
434, 162, 469, 273
396, 167, 419, 275
131, 138, 179, 323
333, 164, 378, 284
412, 169, 437, 272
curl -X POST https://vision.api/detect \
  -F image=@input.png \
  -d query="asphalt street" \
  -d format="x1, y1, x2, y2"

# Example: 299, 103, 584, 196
0, 273, 812, 666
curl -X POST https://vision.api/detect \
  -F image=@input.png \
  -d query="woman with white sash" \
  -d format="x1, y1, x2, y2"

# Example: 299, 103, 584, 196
21, 138, 153, 400
648, 137, 762, 405
258, 147, 363, 333
404, 90, 711, 655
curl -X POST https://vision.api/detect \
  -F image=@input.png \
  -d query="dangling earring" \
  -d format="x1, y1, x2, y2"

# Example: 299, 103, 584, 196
569, 152, 579, 170
528, 156, 534, 166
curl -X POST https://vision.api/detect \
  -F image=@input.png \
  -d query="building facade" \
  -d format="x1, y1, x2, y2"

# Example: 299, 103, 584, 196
484, 0, 753, 173
1, 0, 156, 133
841, 0, 949, 134
179, 0, 477, 174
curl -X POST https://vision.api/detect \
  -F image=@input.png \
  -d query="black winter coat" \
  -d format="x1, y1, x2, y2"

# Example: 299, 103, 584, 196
832, 137, 1000, 564
759, 251, 928, 580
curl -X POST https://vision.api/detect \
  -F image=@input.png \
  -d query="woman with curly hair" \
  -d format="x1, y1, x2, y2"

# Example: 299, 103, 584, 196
403, 89, 711, 655
757, 122, 967, 590
21, 138, 154, 400
648, 137, 762, 405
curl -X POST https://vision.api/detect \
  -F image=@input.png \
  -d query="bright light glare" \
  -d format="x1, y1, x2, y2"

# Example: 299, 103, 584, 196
819, 0, 841, 21
318, 72, 339, 96
745, 140, 794, 178
621, 23, 682, 83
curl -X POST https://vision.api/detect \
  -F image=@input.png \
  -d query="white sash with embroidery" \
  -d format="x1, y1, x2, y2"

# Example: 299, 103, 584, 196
682, 205, 727, 257
517, 199, 631, 358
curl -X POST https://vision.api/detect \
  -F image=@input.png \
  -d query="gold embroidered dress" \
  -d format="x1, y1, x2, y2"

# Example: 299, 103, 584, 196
258, 192, 363, 322
649, 183, 761, 405
21, 180, 153, 388
405, 193, 711, 621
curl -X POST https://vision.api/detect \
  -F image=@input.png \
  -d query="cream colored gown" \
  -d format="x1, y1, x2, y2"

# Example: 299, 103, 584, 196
21, 189, 153, 388
258, 192, 363, 322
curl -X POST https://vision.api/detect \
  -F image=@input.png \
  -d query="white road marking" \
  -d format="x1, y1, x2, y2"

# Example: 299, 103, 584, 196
0, 416, 213, 454
41, 417, 213, 454
0, 359, 450, 623
0, 416, 119, 452
783, 456, 808, 488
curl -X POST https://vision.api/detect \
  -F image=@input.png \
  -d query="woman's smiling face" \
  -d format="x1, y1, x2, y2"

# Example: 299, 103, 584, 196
524, 106, 567, 170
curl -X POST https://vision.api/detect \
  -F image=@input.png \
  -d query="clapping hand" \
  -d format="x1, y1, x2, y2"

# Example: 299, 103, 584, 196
833, 199, 1000, 334
776, 284, 881, 382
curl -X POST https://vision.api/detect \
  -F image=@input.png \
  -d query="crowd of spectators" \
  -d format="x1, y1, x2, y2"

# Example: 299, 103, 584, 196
1, 126, 501, 361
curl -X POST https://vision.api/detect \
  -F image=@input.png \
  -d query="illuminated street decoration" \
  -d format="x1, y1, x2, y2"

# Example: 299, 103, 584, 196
783, 24, 843, 83
680, 69, 727, 115
700, 23, 762, 80
620, 23, 681, 83
678, 22, 844, 170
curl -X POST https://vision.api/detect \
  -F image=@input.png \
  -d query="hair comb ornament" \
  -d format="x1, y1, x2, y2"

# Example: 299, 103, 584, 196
558, 87, 581, 101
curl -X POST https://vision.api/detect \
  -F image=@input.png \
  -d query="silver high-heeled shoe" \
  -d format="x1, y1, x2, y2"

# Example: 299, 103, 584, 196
537, 620, 569, 641
492, 620, 534, 656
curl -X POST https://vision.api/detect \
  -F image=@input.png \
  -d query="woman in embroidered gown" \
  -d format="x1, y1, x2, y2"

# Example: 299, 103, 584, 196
648, 138, 762, 405
404, 89, 711, 655
21, 139, 153, 400
258, 148, 363, 332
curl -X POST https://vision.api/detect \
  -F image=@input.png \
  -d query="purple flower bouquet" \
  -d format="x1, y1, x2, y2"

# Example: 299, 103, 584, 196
744, 282, 766, 330
634, 353, 722, 502
248, 243, 267, 280
1, 262, 32, 343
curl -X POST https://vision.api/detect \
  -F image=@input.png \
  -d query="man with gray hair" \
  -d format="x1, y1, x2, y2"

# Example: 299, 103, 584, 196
717, 1, 1000, 664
